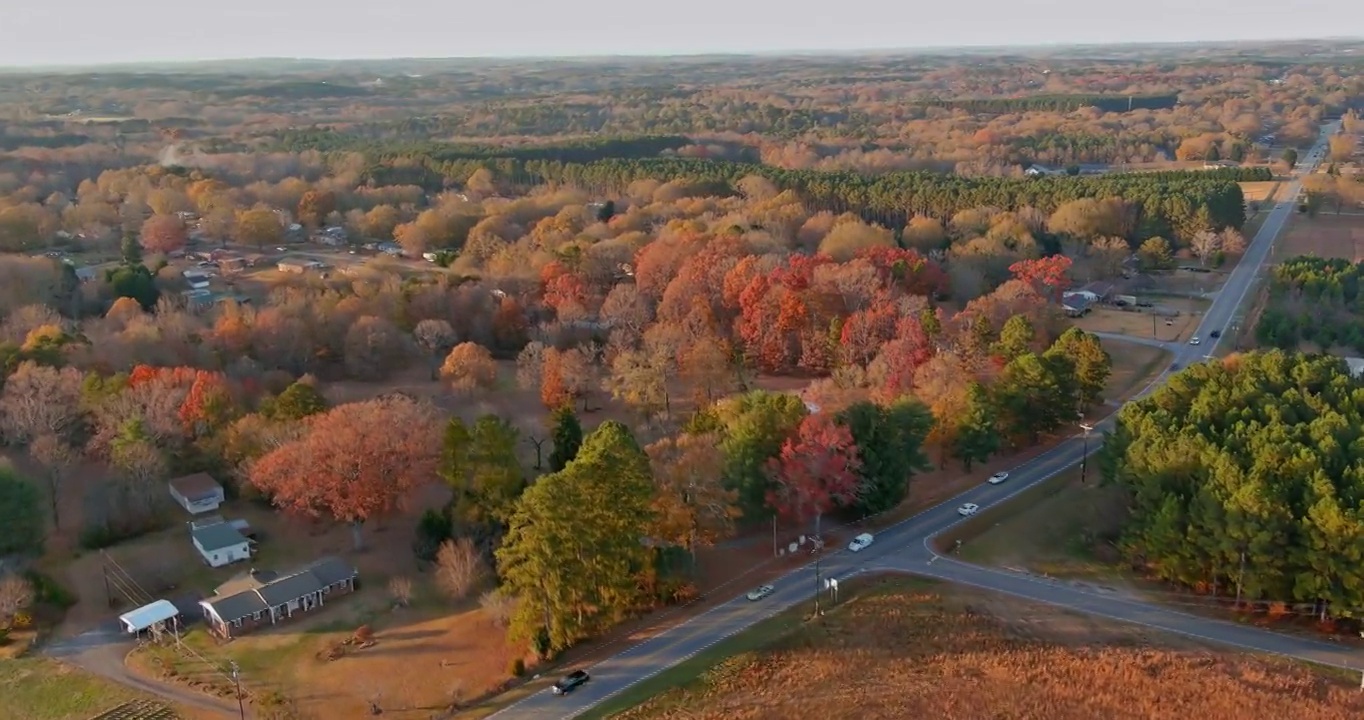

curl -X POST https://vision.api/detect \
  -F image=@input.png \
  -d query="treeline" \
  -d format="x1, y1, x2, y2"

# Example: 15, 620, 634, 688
913, 94, 1181, 114
1256, 256, 1364, 353
1106, 351, 1364, 620
273, 130, 697, 164
346, 147, 1265, 238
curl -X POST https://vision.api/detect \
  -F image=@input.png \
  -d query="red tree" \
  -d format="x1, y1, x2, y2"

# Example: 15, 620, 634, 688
178, 371, 234, 437
840, 305, 898, 368
491, 296, 529, 351
539, 349, 572, 410
248, 395, 441, 549
1008, 256, 1073, 301
766, 415, 862, 537
856, 246, 949, 297
140, 214, 189, 254
870, 315, 935, 403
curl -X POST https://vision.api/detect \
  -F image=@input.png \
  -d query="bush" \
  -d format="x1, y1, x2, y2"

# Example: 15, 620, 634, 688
508, 657, 526, 677
23, 571, 74, 609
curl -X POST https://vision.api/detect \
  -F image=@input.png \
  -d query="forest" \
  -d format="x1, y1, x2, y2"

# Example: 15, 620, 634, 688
1104, 351, 1364, 620
1255, 256, 1364, 354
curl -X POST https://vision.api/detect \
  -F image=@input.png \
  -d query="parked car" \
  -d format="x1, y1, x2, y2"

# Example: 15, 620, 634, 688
552, 670, 590, 695
746, 584, 775, 601
987, 472, 1009, 485
848, 533, 874, 552
957, 503, 980, 517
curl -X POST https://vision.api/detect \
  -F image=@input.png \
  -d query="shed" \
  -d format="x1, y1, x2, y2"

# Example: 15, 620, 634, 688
192, 523, 252, 568
118, 599, 180, 635
168, 472, 224, 514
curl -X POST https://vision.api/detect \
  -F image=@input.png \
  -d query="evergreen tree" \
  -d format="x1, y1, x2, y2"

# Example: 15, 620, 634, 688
548, 405, 583, 472
952, 382, 999, 471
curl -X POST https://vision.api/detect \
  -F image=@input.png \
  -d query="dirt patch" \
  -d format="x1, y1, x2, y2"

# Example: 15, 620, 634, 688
1239, 180, 1280, 204
605, 578, 1364, 720
1275, 214, 1364, 261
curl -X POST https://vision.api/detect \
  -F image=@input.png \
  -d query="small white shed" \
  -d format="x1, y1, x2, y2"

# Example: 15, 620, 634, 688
192, 523, 252, 568
118, 599, 180, 635
168, 473, 225, 515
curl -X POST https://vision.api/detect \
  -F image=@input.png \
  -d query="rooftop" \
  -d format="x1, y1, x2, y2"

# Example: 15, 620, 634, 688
191, 522, 249, 552
203, 557, 358, 622
168, 472, 222, 500
118, 599, 179, 632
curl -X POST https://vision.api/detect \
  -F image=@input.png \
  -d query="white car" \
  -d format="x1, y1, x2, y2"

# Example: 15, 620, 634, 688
746, 584, 774, 601
848, 533, 874, 552
1189, 337, 1201, 345
987, 472, 1009, 485
957, 503, 980, 517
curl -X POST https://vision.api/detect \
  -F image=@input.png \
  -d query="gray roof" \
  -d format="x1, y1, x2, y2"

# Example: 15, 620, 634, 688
203, 556, 357, 622
192, 523, 249, 553
168, 472, 222, 501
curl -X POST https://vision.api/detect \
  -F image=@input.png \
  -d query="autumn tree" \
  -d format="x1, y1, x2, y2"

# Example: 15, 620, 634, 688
604, 345, 671, 422
234, 208, 284, 249
646, 432, 740, 566
766, 415, 862, 536
297, 190, 337, 228
139, 214, 188, 255
548, 405, 583, 472
496, 421, 655, 654
1046, 327, 1112, 408
434, 537, 486, 601
343, 315, 408, 381
1190, 230, 1222, 266
0, 361, 83, 444
1138, 237, 1174, 271
29, 433, 78, 529
262, 380, 327, 421
249, 395, 441, 549
1008, 256, 1072, 301
441, 342, 499, 395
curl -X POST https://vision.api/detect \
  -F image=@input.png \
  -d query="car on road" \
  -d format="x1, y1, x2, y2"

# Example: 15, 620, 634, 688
1189, 336, 1201, 345
848, 533, 875, 552
1210, 329, 1221, 338
957, 503, 980, 517
746, 584, 775, 601
987, 472, 1009, 485
552, 670, 590, 695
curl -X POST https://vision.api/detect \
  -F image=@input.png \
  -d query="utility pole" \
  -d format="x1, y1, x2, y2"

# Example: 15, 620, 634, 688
772, 516, 778, 558
1152, 312, 1157, 339
102, 565, 113, 608
1235, 551, 1247, 607
1079, 422, 1094, 486
230, 661, 246, 720
813, 555, 822, 617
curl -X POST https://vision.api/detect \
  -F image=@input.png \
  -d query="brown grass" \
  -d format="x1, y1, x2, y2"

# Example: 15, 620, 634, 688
1275, 214, 1364, 261
1071, 305, 1198, 341
604, 578, 1364, 720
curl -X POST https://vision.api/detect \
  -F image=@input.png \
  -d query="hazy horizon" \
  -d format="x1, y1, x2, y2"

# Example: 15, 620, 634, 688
2, 0, 1361, 68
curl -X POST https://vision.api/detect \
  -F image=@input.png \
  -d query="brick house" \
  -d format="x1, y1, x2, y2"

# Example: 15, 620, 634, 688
199, 557, 358, 639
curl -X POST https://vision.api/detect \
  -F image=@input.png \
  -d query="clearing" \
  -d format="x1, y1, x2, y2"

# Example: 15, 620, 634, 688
1273, 213, 1364, 262
1071, 297, 1206, 342
590, 576, 1364, 720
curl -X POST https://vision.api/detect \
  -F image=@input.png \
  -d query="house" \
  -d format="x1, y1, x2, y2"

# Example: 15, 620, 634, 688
168, 472, 225, 514
182, 270, 211, 290
199, 557, 359, 639
192, 523, 252, 568
1025, 164, 1063, 177
277, 258, 323, 274
1062, 294, 1093, 317
74, 266, 99, 283
1070, 281, 1116, 303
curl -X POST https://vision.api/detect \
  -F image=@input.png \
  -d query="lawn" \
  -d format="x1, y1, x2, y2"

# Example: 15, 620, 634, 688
1273, 213, 1364, 262
591, 576, 1364, 720
0, 657, 165, 720
1071, 298, 1206, 343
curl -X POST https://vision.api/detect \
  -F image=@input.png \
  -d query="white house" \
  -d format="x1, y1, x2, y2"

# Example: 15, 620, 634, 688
191, 522, 252, 568
168, 472, 225, 515
182, 270, 211, 290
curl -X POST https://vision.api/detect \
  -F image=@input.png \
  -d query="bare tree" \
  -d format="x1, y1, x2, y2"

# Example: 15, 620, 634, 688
0, 362, 83, 444
515, 341, 545, 392
0, 574, 34, 627
434, 538, 485, 601
413, 318, 456, 380
29, 433, 78, 529
1189, 230, 1222, 266
478, 589, 516, 627
387, 576, 414, 607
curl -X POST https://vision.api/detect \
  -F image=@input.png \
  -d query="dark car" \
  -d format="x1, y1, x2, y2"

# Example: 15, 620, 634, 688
1209, 329, 1221, 338
552, 670, 590, 695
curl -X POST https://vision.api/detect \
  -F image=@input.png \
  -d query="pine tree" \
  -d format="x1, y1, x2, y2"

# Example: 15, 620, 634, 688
952, 383, 999, 471
548, 405, 583, 472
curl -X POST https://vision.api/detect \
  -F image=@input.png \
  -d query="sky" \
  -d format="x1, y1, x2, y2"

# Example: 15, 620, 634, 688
1, 0, 1360, 67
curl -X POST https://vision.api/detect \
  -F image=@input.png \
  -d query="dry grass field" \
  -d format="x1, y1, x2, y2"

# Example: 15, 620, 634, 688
1239, 180, 1281, 204
1071, 299, 1204, 342
596, 577, 1364, 720
1274, 214, 1364, 261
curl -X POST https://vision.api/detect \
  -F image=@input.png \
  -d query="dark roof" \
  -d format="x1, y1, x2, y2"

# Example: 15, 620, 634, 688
168, 473, 222, 501
203, 556, 357, 621
192, 523, 249, 552
204, 589, 268, 623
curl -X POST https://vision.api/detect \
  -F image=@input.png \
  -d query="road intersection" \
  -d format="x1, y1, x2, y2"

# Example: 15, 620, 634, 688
493, 121, 1352, 719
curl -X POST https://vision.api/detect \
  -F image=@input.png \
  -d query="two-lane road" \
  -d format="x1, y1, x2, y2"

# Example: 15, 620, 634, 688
493, 122, 1348, 719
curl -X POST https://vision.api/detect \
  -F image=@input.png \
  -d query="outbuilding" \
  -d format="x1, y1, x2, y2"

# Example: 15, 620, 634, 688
192, 522, 252, 568
168, 472, 224, 515
118, 599, 181, 636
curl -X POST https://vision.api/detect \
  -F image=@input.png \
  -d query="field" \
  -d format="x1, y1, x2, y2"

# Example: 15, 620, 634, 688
1071, 297, 1207, 342
592, 576, 1364, 720
1274, 214, 1364, 261
0, 657, 170, 720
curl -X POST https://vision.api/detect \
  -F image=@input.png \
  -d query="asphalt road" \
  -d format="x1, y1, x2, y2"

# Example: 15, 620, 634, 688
492, 122, 1352, 720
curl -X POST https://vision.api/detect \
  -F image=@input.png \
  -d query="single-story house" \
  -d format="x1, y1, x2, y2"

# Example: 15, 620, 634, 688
1062, 294, 1094, 317
190, 515, 254, 537
277, 258, 323, 274
182, 270, 211, 290
1070, 281, 1116, 303
1025, 164, 1064, 177
199, 557, 359, 639
168, 473, 225, 514
118, 599, 181, 636
192, 522, 252, 568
